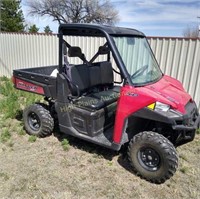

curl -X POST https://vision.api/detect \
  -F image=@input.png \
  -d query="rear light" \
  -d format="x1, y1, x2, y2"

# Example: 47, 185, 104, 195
11, 76, 15, 84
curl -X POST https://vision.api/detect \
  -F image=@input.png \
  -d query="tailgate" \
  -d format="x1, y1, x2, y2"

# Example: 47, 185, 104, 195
13, 65, 58, 98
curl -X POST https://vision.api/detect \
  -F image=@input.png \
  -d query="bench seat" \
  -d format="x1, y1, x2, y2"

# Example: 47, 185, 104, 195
67, 61, 121, 110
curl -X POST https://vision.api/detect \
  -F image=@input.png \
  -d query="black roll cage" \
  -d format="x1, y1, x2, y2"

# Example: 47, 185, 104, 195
58, 24, 146, 85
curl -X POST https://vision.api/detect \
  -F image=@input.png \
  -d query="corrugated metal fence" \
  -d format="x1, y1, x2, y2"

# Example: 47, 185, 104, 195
0, 33, 58, 76
0, 32, 200, 108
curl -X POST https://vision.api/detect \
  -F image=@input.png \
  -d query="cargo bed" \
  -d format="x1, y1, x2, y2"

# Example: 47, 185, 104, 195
13, 65, 58, 98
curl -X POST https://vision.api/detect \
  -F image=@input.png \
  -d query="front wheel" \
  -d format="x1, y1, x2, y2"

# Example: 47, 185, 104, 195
128, 131, 178, 184
23, 104, 54, 138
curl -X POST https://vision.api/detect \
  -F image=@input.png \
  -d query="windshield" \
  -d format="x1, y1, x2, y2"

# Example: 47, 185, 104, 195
112, 36, 162, 85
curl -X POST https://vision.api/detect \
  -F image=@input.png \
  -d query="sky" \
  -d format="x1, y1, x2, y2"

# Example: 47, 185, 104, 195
21, 0, 200, 37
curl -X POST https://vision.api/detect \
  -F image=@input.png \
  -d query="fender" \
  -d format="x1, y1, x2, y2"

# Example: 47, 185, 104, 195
113, 85, 155, 144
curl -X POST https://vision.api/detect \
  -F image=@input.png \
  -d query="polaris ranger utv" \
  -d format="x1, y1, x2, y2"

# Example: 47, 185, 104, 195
13, 24, 200, 184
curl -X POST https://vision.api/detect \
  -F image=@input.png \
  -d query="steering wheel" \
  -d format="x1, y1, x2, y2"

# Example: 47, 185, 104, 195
131, 65, 148, 79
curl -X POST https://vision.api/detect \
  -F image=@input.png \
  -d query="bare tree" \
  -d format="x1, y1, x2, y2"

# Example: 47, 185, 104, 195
26, 0, 119, 25
183, 25, 199, 38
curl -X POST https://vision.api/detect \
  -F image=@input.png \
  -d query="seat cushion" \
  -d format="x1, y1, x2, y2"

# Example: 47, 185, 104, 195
89, 90, 120, 105
72, 87, 120, 110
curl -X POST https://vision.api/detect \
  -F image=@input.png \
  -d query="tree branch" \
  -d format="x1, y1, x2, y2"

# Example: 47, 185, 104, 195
26, 0, 119, 25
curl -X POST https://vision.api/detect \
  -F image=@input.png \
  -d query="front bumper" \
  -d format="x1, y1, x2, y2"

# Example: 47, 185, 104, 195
171, 101, 200, 146
133, 101, 199, 146
172, 115, 200, 131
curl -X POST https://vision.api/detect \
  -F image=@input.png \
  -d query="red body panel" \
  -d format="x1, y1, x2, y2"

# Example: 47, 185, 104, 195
143, 75, 191, 113
15, 78, 44, 95
113, 85, 155, 143
113, 75, 192, 144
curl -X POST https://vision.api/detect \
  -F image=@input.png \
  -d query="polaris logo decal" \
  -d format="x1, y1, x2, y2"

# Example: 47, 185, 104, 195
125, 92, 138, 97
17, 81, 37, 91
16, 78, 44, 94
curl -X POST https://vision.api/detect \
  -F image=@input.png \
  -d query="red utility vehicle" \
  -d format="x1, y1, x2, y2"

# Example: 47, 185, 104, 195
13, 24, 200, 184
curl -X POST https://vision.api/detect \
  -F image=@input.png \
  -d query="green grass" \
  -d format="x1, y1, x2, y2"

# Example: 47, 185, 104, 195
0, 93, 20, 119
0, 77, 14, 96
0, 128, 11, 143
28, 135, 37, 143
0, 77, 45, 144
180, 154, 188, 161
0, 77, 43, 119
61, 139, 70, 151
17, 127, 26, 136
0, 76, 9, 82
0, 172, 9, 181
180, 166, 189, 174
107, 161, 113, 166
7, 141, 14, 148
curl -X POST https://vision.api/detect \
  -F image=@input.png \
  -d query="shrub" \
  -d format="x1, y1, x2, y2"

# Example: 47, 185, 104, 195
0, 77, 43, 119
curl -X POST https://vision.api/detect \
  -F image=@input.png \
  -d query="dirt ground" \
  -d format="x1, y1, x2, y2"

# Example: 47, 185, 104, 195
0, 116, 199, 199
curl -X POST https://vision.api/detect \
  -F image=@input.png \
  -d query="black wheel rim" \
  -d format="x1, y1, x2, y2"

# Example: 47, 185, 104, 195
138, 147, 160, 171
28, 112, 41, 131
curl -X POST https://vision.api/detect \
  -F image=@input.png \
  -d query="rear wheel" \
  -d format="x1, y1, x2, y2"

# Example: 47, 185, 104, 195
23, 104, 54, 137
128, 131, 178, 184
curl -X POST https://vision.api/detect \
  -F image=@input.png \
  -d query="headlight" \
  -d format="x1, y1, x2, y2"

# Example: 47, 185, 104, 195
147, 102, 169, 112
147, 102, 182, 118
155, 102, 170, 112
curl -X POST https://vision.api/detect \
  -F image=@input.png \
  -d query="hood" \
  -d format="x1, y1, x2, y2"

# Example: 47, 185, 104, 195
140, 75, 191, 113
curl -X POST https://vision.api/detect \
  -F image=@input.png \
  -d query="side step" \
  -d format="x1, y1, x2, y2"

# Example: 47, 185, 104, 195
59, 125, 128, 151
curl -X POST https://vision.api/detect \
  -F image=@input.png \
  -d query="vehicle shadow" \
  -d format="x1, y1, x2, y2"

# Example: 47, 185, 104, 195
117, 152, 135, 174
15, 110, 23, 121
17, 115, 135, 174
53, 129, 135, 175
53, 130, 117, 161
16, 113, 133, 172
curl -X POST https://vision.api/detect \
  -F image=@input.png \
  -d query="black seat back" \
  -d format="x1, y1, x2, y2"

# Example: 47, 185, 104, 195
69, 64, 90, 95
89, 65, 101, 87
99, 61, 113, 85
90, 61, 113, 87
68, 61, 114, 96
